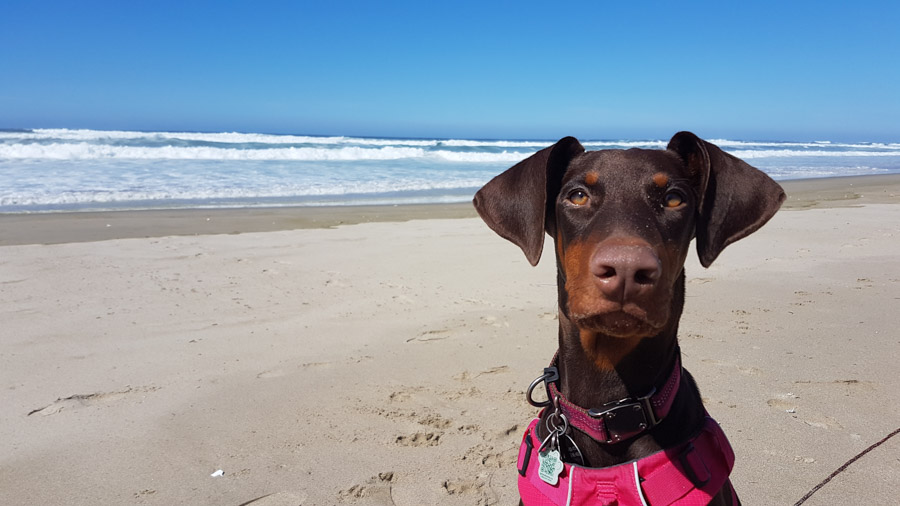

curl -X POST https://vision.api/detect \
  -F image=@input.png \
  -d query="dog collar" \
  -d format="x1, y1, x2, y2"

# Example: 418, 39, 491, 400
527, 352, 682, 444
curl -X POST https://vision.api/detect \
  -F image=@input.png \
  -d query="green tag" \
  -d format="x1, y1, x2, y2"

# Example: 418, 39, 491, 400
538, 449, 564, 485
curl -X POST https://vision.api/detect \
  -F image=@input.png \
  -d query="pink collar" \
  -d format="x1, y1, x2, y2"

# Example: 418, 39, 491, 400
528, 353, 682, 444
517, 416, 736, 505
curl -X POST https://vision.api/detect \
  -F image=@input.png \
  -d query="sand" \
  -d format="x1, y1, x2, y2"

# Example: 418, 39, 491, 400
1, 175, 898, 505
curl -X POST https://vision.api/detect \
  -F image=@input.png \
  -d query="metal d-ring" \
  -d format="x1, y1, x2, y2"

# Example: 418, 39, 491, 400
526, 374, 551, 408
526, 366, 559, 408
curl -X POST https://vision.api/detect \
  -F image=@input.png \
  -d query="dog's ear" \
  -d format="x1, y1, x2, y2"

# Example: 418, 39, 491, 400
667, 131, 786, 268
473, 137, 584, 266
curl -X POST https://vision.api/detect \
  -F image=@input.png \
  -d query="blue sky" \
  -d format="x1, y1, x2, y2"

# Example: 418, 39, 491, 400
2, 1, 898, 141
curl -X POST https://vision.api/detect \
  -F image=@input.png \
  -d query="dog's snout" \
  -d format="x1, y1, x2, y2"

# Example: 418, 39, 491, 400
590, 243, 661, 301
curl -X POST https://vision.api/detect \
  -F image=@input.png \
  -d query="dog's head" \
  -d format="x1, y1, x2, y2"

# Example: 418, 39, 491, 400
474, 132, 785, 340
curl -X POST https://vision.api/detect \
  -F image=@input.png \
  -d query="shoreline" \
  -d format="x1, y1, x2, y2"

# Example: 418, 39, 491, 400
1, 173, 898, 246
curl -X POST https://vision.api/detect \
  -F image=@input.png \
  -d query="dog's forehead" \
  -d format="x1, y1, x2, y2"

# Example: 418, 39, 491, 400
566, 149, 685, 185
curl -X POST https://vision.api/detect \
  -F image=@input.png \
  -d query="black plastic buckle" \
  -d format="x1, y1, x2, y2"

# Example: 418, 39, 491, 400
588, 389, 657, 443
678, 442, 711, 487
518, 430, 534, 477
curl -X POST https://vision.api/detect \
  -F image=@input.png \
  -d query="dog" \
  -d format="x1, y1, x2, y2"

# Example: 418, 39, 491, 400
474, 132, 785, 505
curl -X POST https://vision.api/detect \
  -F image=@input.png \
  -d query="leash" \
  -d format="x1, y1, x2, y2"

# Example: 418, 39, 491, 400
793, 425, 900, 505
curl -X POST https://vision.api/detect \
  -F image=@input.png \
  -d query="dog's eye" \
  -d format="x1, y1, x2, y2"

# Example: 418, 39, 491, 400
568, 190, 589, 206
664, 191, 685, 208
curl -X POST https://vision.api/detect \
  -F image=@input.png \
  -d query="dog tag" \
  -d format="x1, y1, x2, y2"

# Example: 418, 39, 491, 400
538, 449, 564, 485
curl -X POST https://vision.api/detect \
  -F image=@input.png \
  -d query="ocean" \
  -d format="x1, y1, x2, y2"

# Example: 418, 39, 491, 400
2, 128, 899, 213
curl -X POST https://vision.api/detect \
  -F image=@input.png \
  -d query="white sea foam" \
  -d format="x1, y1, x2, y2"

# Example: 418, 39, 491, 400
0, 142, 537, 162
708, 139, 900, 150
0, 129, 438, 147
0, 177, 489, 207
0, 143, 423, 161
729, 149, 900, 158
6, 129, 534, 148
7, 128, 348, 145
4, 142, 897, 162
3, 129, 897, 149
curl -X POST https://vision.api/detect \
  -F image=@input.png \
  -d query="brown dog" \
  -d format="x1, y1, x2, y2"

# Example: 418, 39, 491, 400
474, 132, 784, 505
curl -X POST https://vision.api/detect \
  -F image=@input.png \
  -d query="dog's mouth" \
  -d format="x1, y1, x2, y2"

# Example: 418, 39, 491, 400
572, 304, 666, 338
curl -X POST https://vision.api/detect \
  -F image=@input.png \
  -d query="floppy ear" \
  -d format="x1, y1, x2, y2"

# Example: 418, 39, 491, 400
473, 137, 584, 266
667, 132, 786, 268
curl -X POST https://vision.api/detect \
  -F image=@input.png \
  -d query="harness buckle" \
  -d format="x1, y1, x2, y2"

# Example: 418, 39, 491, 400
518, 429, 534, 477
588, 388, 658, 443
678, 442, 711, 487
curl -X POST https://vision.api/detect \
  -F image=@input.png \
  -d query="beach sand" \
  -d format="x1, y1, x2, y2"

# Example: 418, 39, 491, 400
1, 174, 898, 505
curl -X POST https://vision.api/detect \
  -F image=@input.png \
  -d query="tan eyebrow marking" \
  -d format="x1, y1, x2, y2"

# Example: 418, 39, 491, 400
584, 171, 599, 185
652, 172, 669, 188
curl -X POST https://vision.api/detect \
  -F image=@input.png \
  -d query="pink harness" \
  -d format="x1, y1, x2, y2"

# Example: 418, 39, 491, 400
517, 416, 735, 505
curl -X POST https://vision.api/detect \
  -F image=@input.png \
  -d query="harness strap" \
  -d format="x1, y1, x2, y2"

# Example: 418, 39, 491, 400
639, 424, 734, 505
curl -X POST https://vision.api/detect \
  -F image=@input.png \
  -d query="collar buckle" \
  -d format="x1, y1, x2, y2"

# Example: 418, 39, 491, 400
588, 388, 658, 443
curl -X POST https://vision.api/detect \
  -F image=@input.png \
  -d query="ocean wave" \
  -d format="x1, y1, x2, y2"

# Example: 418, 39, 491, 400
708, 139, 900, 150
439, 139, 553, 148
6, 128, 347, 145
0, 178, 489, 207
5, 129, 898, 154
3, 129, 898, 151
582, 140, 669, 149
729, 149, 900, 158
3, 128, 540, 149
0, 142, 536, 162
0, 128, 437, 147
0, 142, 420, 160
5, 142, 897, 162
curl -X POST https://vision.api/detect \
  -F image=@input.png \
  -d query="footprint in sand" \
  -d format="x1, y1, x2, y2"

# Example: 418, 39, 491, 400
395, 432, 442, 447
766, 392, 799, 412
457, 424, 479, 435
418, 413, 453, 430
481, 316, 508, 328
854, 278, 874, 290
464, 443, 517, 469
387, 386, 424, 403
443, 474, 498, 504
338, 472, 396, 504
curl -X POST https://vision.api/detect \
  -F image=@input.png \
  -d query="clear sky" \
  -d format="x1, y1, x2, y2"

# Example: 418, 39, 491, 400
2, 1, 898, 142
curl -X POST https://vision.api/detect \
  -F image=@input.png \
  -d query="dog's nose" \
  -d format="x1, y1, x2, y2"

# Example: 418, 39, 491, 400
590, 243, 661, 301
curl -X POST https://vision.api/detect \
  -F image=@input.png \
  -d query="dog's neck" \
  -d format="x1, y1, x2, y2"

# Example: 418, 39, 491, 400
554, 269, 685, 405
555, 315, 679, 407
549, 270, 705, 466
